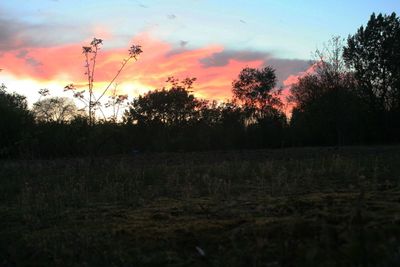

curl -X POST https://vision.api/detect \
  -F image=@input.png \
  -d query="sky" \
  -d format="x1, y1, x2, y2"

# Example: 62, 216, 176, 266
1, 0, 400, 112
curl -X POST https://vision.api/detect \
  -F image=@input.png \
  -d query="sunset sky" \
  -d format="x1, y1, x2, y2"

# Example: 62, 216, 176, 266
1, 0, 399, 111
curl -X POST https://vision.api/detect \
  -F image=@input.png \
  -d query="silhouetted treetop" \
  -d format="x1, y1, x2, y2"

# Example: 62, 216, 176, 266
344, 12, 400, 112
232, 67, 281, 110
124, 77, 202, 126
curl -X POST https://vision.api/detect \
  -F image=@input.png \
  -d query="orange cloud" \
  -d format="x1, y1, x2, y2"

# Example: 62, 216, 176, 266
1, 44, 83, 81
1, 32, 309, 116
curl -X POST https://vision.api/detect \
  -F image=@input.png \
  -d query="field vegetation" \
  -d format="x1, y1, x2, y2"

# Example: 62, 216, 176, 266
1, 147, 400, 266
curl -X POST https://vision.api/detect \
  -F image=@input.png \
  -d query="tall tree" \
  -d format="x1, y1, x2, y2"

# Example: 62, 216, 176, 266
343, 12, 400, 113
232, 67, 287, 147
344, 12, 400, 142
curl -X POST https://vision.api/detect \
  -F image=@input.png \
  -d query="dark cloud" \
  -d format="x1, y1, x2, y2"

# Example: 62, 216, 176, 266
16, 49, 29, 59
164, 40, 189, 57
0, 12, 89, 52
14, 48, 43, 68
199, 50, 309, 87
180, 40, 188, 48
134, 0, 148, 8
267, 58, 309, 87
165, 48, 185, 57
240, 19, 246, 24
0, 15, 27, 51
199, 50, 272, 68
26, 57, 43, 67
167, 14, 177, 20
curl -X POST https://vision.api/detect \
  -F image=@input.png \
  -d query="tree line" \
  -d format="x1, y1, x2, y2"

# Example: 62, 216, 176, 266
1, 12, 399, 158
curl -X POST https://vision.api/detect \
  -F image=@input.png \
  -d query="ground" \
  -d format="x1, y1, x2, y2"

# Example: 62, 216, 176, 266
1, 147, 400, 266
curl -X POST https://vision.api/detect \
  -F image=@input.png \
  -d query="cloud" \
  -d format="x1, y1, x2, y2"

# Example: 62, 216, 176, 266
0, 15, 29, 51
1, 31, 310, 110
26, 57, 43, 67
163, 40, 189, 57
0, 12, 91, 53
278, 64, 317, 115
1, 44, 83, 80
134, 0, 148, 8
267, 58, 309, 87
14, 49, 43, 68
167, 14, 177, 20
200, 50, 309, 87
200, 50, 271, 68
16, 50, 29, 59
180, 40, 188, 48
199, 50, 309, 114
282, 64, 316, 87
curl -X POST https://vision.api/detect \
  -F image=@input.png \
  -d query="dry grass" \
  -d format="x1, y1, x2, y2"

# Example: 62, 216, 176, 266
1, 146, 400, 266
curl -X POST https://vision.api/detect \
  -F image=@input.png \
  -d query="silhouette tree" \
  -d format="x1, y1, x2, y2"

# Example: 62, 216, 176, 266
290, 37, 365, 145
124, 77, 201, 126
232, 67, 281, 109
232, 66, 283, 124
232, 67, 287, 147
344, 12, 400, 113
344, 12, 400, 141
32, 97, 81, 123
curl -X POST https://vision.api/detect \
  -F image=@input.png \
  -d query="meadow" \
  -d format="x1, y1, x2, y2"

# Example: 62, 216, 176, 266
1, 146, 400, 266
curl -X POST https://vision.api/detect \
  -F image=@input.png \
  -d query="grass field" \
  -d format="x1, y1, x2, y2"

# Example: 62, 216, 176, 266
1, 147, 400, 266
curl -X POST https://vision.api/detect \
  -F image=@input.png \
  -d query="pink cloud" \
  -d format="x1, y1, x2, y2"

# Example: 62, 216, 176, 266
0, 32, 310, 116
283, 64, 316, 87
280, 64, 317, 115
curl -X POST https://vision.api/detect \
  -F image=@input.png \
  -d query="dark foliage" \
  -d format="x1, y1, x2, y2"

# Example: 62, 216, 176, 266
232, 66, 281, 110
344, 12, 400, 142
289, 60, 368, 145
124, 77, 201, 127
0, 84, 34, 158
